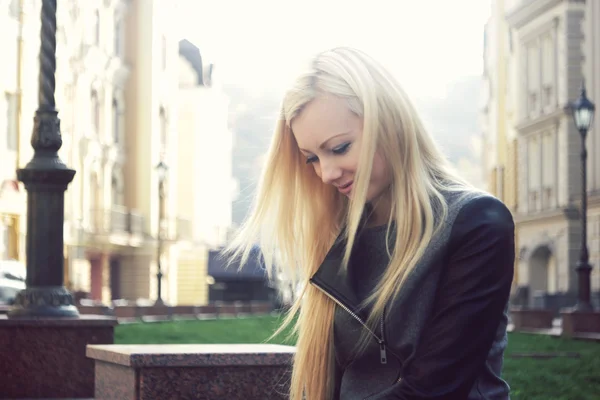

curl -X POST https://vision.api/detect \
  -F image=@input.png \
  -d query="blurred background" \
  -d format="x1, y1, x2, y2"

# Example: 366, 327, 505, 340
0, 0, 598, 315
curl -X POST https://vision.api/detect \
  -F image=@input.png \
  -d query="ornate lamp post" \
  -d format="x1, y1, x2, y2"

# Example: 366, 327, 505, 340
567, 81, 596, 312
155, 160, 168, 306
8, 0, 78, 318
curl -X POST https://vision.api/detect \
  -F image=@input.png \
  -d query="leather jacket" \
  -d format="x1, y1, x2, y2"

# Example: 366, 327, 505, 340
310, 192, 514, 400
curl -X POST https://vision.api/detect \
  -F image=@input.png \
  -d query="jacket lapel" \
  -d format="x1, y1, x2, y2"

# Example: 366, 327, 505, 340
309, 230, 366, 320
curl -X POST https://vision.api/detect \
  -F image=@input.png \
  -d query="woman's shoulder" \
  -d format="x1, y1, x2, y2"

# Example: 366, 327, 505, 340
442, 189, 515, 244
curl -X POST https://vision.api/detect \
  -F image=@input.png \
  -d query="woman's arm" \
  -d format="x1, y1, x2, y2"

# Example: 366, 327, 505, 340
378, 195, 515, 400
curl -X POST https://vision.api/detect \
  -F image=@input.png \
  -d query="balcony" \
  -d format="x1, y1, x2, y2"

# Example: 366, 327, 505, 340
85, 209, 195, 245
88, 207, 146, 236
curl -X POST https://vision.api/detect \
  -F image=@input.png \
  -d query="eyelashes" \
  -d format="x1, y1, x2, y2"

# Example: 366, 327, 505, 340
305, 142, 352, 164
332, 142, 351, 155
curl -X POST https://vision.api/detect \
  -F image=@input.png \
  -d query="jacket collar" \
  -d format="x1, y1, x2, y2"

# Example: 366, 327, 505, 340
309, 228, 367, 320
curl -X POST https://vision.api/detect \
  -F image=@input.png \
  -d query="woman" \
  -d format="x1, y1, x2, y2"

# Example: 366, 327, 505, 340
227, 47, 515, 400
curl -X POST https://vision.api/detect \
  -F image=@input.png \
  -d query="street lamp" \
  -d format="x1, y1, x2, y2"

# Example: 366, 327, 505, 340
8, 0, 78, 318
155, 160, 168, 306
567, 81, 596, 312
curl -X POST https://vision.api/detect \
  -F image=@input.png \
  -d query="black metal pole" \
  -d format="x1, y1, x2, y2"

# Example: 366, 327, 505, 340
155, 180, 164, 306
575, 125, 593, 311
8, 0, 78, 318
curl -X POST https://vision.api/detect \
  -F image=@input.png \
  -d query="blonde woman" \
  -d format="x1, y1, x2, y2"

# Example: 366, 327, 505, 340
228, 47, 515, 400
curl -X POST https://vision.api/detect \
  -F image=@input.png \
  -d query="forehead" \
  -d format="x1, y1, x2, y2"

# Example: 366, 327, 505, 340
291, 95, 360, 150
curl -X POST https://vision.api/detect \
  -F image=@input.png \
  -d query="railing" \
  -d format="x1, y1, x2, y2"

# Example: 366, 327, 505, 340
88, 207, 146, 236
87, 209, 196, 241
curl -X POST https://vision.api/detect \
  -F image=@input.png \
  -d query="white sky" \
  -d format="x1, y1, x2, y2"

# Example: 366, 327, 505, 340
177, 0, 492, 101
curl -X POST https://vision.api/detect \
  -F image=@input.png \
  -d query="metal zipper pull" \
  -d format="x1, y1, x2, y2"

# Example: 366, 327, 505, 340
380, 307, 387, 364
379, 341, 387, 364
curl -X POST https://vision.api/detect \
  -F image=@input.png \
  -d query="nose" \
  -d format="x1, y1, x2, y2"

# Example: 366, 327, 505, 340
318, 159, 343, 185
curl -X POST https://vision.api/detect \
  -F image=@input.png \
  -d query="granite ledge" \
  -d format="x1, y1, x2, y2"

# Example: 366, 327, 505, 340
0, 314, 118, 327
87, 343, 296, 368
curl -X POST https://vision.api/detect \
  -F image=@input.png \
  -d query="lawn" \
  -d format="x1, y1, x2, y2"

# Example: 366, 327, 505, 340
116, 316, 600, 400
116, 315, 295, 345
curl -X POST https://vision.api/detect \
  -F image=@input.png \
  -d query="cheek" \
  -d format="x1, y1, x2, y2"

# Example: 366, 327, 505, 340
313, 163, 322, 179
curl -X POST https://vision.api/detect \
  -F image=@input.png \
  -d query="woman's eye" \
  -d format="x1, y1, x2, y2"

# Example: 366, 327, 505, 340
306, 155, 318, 164
332, 142, 351, 155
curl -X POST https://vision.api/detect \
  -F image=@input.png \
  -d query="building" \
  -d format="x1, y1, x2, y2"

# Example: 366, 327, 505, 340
177, 39, 234, 248
0, 0, 30, 264
174, 39, 235, 305
499, 0, 600, 309
584, 0, 600, 305
482, 0, 520, 288
57, 0, 194, 305
2, 0, 218, 306
482, 0, 519, 210
120, 0, 188, 305
45, 0, 139, 303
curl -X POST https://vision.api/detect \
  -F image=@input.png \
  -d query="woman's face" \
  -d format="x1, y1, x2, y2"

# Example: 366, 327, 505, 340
291, 94, 392, 210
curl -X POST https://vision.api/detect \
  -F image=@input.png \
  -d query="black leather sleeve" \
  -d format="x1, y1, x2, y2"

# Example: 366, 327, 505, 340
377, 195, 515, 400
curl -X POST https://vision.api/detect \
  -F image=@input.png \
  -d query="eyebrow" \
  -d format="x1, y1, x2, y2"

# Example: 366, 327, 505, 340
298, 132, 352, 153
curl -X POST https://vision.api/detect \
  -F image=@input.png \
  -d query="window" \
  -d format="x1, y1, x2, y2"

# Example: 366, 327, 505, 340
111, 176, 118, 206
527, 136, 541, 211
0, 215, 19, 261
0, 220, 8, 260
527, 43, 540, 115
5, 93, 17, 151
91, 90, 99, 136
161, 35, 167, 70
60, 85, 75, 136
112, 99, 119, 143
159, 108, 167, 157
89, 173, 101, 231
541, 34, 554, 109
94, 10, 100, 45
114, 14, 123, 56
111, 172, 123, 206
496, 166, 505, 201
9, 0, 19, 19
541, 132, 555, 209
505, 58, 510, 95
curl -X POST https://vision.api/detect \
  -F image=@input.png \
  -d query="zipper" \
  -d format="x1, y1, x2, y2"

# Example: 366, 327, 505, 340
311, 280, 387, 365
380, 306, 387, 364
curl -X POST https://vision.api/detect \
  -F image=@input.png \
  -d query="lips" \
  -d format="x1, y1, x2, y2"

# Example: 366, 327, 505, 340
337, 181, 353, 195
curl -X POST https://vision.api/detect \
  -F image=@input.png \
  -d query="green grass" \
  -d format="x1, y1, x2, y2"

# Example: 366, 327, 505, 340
115, 317, 600, 400
115, 315, 296, 346
503, 332, 600, 400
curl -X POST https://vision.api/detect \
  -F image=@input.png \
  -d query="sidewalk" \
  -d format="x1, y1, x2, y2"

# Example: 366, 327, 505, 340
507, 320, 600, 342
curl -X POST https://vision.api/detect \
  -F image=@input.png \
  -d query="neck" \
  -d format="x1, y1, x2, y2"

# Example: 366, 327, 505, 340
367, 190, 392, 227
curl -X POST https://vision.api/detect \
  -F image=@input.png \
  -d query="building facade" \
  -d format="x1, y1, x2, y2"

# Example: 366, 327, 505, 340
2, 0, 220, 306
48, 0, 139, 303
0, 0, 30, 264
482, 0, 521, 287
583, 0, 600, 306
177, 39, 234, 249
174, 39, 235, 305
120, 0, 186, 304
497, 0, 600, 309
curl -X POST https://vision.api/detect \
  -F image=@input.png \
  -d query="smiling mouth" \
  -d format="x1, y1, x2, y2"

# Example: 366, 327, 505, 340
337, 181, 353, 194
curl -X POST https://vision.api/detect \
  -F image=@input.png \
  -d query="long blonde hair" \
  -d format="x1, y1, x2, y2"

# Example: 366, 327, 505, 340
226, 47, 472, 400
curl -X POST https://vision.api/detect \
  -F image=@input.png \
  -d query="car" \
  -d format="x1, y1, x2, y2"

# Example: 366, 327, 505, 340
0, 260, 26, 305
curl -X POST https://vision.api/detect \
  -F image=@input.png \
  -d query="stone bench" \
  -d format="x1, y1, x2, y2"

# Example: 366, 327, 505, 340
87, 343, 295, 400
509, 307, 554, 331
